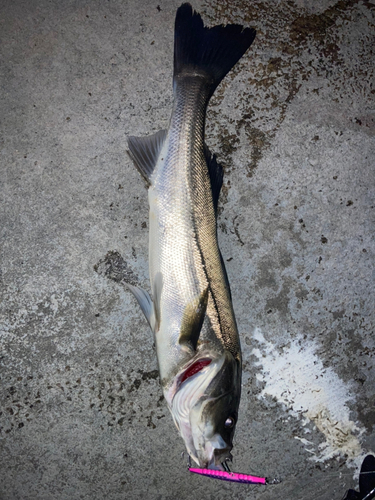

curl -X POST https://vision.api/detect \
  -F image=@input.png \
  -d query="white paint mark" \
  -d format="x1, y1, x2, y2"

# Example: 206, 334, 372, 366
252, 328, 368, 469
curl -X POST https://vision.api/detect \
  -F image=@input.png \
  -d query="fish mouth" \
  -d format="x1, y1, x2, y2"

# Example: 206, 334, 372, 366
185, 436, 232, 470
214, 447, 233, 468
197, 448, 233, 471
194, 432, 233, 470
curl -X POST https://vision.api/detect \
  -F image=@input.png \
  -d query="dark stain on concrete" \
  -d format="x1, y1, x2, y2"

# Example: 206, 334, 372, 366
255, 257, 279, 291
289, 0, 373, 46
295, 283, 310, 301
265, 286, 291, 316
239, 125, 270, 178
139, 369, 159, 382
94, 250, 139, 287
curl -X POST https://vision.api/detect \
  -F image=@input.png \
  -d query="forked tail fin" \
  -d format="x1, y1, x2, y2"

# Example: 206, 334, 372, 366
174, 3, 256, 97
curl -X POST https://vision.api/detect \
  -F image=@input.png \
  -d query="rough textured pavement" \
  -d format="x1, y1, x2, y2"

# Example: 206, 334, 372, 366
1, 0, 374, 499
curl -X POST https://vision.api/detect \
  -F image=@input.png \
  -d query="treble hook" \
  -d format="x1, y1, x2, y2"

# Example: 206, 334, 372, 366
222, 460, 231, 473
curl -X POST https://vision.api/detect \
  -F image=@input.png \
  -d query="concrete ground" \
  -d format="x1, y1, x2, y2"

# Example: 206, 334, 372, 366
1, 0, 374, 499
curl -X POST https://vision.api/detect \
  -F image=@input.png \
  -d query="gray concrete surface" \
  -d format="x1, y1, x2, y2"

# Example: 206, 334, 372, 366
1, 0, 374, 499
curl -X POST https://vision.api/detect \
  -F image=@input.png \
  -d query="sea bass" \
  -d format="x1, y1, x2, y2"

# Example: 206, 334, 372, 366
126, 3, 255, 470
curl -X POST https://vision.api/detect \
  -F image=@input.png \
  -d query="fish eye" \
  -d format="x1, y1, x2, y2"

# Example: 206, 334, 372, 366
224, 416, 235, 429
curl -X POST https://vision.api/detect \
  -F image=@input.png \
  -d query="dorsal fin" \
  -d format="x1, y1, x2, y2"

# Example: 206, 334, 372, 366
127, 130, 167, 185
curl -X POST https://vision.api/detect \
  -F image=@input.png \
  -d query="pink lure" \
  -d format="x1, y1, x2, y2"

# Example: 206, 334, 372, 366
189, 468, 267, 484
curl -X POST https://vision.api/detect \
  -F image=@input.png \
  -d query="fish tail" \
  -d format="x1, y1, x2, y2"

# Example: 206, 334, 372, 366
174, 3, 256, 97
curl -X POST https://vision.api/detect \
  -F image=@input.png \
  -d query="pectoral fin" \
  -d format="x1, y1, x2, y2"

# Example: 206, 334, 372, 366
179, 287, 209, 351
125, 283, 157, 333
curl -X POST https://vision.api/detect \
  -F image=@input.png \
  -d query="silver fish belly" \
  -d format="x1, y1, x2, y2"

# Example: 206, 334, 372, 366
127, 3, 255, 469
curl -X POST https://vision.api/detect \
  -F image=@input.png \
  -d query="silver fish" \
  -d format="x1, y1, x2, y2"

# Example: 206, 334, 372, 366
126, 3, 255, 470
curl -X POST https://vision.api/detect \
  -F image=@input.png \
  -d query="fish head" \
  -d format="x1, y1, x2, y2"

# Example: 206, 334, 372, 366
190, 350, 240, 469
171, 350, 241, 470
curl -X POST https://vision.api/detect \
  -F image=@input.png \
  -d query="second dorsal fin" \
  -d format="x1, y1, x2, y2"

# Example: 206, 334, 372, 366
204, 144, 223, 215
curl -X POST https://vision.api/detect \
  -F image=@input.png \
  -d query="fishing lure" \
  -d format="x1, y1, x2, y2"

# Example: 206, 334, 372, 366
189, 467, 268, 484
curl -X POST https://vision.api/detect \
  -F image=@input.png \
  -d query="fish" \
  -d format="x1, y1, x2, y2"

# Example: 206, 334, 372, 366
126, 3, 256, 470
